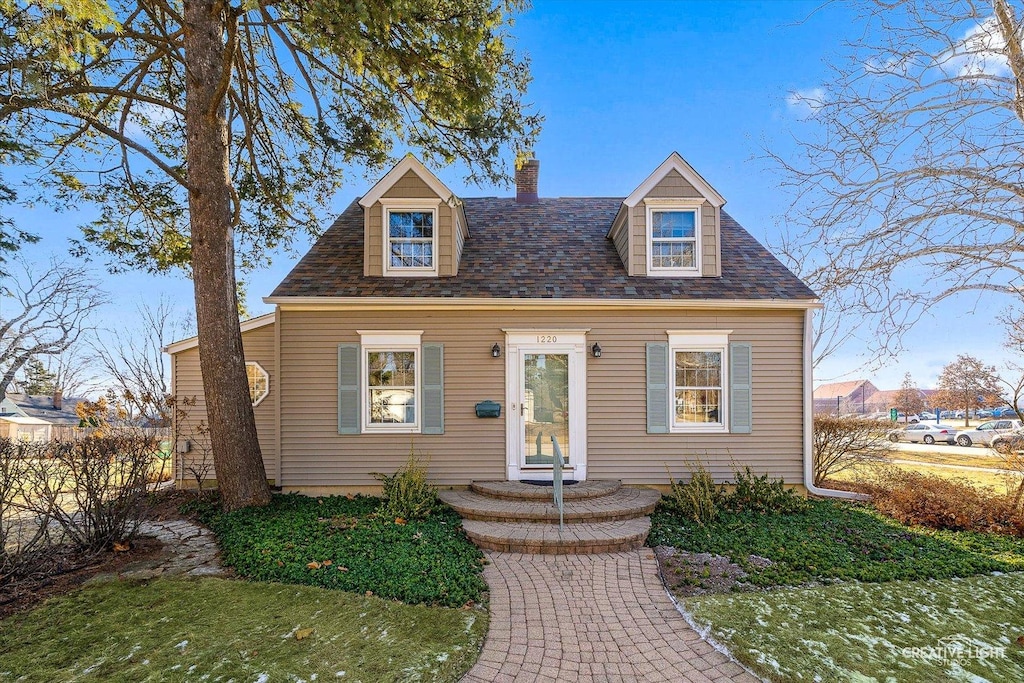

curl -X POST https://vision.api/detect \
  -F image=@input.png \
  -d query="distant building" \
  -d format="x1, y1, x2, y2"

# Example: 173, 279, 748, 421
813, 380, 878, 415
0, 391, 87, 441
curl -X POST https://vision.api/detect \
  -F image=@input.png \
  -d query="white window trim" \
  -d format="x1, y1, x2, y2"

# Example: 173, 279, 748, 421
667, 330, 731, 433
646, 199, 703, 277
246, 361, 270, 408
358, 330, 423, 433
380, 198, 441, 277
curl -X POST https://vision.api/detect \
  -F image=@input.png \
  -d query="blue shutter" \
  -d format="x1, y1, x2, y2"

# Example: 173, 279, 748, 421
730, 343, 752, 434
421, 343, 444, 434
338, 344, 360, 434
646, 342, 669, 433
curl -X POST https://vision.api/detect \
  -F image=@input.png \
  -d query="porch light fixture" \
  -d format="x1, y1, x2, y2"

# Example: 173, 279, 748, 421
491, 343, 502, 358
591, 342, 602, 358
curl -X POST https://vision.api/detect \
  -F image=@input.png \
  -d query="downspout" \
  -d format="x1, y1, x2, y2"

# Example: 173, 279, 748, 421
803, 308, 869, 500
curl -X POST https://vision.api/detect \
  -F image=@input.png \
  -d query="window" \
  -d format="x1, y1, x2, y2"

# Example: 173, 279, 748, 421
646, 201, 702, 276
246, 362, 270, 407
367, 350, 417, 426
668, 331, 730, 432
358, 331, 423, 433
381, 200, 440, 276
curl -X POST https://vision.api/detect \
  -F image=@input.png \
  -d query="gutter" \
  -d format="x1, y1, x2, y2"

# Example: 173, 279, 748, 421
264, 295, 823, 311
803, 308, 869, 501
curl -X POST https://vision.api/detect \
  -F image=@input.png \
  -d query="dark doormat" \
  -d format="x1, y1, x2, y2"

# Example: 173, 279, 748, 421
521, 479, 578, 486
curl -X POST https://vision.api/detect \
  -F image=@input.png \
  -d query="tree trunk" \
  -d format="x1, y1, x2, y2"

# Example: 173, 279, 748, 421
183, 0, 271, 511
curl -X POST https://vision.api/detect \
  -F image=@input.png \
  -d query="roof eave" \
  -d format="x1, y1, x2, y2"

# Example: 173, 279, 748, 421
623, 152, 726, 209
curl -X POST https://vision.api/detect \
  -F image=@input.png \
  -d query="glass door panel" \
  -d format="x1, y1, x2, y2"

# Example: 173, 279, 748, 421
523, 353, 570, 465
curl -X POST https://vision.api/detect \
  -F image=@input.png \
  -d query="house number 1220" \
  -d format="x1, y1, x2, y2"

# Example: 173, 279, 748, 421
536, 335, 557, 343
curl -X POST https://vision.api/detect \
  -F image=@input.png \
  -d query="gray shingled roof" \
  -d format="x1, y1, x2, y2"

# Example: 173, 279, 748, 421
2, 394, 87, 426
271, 197, 816, 300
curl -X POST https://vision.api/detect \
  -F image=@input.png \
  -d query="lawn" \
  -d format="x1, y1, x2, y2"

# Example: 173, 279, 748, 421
685, 572, 1024, 682
0, 577, 487, 682
831, 459, 1015, 493
649, 498, 1024, 588
201, 493, 488, 608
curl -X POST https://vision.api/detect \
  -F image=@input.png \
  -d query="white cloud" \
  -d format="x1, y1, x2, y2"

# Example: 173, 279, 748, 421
785, 87, 826, 118
943, 16, 1013, 79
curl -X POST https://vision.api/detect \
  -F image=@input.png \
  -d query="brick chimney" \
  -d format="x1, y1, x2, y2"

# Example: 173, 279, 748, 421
53, 389, 62, 411
515, 158, 539, 204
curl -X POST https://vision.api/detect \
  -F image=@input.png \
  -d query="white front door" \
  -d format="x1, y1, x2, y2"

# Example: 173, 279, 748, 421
505, 329, 587, 481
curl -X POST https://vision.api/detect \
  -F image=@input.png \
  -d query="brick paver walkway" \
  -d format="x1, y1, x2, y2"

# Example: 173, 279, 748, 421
461, 548, 760, 683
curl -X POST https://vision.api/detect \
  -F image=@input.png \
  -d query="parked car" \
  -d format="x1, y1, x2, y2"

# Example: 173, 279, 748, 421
888, 423, 958, 445
919, 411, 936, 421
992, 429, 1024, 454
975, 409, 994, 419
992, 407, 1021, 418
954, 419, 1024, 447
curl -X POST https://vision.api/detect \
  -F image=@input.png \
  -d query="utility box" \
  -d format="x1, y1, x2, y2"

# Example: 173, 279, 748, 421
475, 400, 501, 418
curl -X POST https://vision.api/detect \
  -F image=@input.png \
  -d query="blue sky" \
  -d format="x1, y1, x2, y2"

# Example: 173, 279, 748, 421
4, 0, 1011, 391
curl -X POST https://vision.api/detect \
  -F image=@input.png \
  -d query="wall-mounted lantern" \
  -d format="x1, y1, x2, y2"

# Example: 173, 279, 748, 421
491, 343, 502, 358
592, 342, 602, 358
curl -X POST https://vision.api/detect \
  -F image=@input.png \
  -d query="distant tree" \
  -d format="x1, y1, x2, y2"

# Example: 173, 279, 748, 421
893, 373, 925, 423
90, 297, 193, 426
772, 0, 1024, 368
0, 258, 106, 400
935, 354, 1001, 427
19, 358, 57, 396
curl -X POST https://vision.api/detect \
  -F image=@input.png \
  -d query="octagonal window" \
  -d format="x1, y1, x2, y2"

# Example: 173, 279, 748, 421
246, 362, 270, 407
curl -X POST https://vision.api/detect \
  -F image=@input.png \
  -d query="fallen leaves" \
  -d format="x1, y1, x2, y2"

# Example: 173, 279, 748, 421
295, 628, 313, 641
306, 561, 321, 570
394, 517, 407, 525
113, 542, 130, 553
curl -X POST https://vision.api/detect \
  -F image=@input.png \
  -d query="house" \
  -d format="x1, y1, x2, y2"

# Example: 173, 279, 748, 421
813, 379, 878, 415
168, 153, 831, 495
0, 391, 87, 441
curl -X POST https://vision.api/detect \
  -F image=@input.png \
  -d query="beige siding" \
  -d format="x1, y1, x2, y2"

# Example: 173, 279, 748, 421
364, 170, 459, 277
631, 169, 720, 277
171, 323, 279, 485
454, 204, 468, 275
277, 307, 805, 489
608, 205, 630, 272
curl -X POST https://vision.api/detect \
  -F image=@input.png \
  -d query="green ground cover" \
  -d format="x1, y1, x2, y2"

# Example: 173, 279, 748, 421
648, 498, 1024, 587
0, 577, 487, 682
201, 493, 487, 608
686, 572, 1024, 682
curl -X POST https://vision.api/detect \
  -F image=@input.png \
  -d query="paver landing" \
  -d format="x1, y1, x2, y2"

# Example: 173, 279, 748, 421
461, 548, 760, 682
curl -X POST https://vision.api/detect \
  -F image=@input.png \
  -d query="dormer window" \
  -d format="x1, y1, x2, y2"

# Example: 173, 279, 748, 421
645, 200, 703, 276
380, 199, 441, 276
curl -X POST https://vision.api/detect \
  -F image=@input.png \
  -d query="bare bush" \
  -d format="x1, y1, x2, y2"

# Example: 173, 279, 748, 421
853, 466, 1024, 537
20, 436, 156, 551
813, 415, 889, 486
0, 440, 52, 585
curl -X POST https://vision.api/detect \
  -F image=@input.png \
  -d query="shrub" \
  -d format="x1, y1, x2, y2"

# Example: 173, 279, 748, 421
856, 466, 1024, 536
21, 435, 156, 551
372, 452, 437, 520
812, 415, 889, 486
0, 440, 52, 585
724, 467, 809, 515
665, 463, 721, 524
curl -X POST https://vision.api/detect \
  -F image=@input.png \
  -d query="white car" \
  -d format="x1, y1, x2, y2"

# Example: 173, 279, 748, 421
954, 420, 1024, 447
888, 423, 958, 445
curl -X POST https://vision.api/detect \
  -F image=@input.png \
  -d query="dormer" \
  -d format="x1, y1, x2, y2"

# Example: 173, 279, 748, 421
358, 156, 469, 278
608, 152, 726, 278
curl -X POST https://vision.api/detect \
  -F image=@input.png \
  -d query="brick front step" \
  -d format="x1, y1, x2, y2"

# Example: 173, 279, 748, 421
438, 487, 660, 524
461, 518, 651, 554
469, 479, 621, 501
